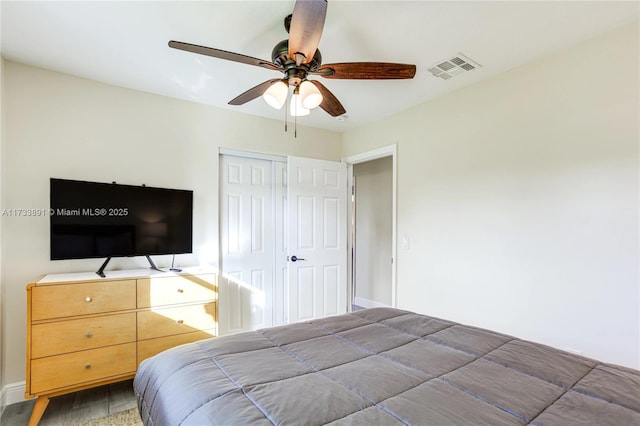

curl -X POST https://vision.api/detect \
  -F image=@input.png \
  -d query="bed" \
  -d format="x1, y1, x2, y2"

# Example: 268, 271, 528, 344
134, 307, 640, 425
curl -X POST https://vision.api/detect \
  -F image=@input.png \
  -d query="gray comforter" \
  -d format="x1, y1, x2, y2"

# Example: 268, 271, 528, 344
134, 308, 640, 425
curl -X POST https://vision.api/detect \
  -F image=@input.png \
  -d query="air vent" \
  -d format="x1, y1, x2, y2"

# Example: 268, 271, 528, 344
428, 53, 481, 80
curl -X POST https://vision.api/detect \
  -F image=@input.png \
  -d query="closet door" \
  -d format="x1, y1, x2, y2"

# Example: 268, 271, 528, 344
219, 153, 347, 332
219, 155, 275, 335
273, 161, 288, 326
287, 156, 348, 322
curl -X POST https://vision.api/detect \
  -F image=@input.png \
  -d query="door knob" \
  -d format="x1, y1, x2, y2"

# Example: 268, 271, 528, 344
289, 255, 306, 262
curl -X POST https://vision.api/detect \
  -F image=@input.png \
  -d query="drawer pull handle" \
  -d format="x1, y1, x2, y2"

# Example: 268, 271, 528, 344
85, 332, 92, 338
177, 289, 184, 293
177, 319, 184, 324
85, 296, 92, 302
85, 364, 91, 369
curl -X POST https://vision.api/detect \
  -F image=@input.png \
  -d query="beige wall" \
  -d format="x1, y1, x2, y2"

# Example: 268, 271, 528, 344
353, 156, 393, 306
1, 61, 340, 385
343, 22, 639, 368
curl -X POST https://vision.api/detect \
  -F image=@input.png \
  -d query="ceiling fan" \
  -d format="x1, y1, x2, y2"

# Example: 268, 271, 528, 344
169, 0, 416, 118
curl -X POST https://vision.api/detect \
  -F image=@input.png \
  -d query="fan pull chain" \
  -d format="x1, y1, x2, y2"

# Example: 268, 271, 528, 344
284, 98, 288, 133
293, 86, 298, 138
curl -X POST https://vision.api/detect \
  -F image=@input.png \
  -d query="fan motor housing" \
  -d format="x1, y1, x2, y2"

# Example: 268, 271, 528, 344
271, 39, 322, 71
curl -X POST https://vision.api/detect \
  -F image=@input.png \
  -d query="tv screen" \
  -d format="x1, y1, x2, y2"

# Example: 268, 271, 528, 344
50, 178, 193, 260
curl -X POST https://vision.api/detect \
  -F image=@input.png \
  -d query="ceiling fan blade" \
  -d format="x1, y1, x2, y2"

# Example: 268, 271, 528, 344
169, 40, 280, 71
288, 0, 327, 65
229, 79, 282, 106
310, 80, 346, 117
316, 62, 417, 79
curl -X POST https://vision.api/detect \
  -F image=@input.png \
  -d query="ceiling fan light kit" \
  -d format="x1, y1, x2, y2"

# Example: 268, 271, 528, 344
290, 92, 311, 117
298, 80, 323, 109
263, 80, 289, 109
168, 0, 416, 132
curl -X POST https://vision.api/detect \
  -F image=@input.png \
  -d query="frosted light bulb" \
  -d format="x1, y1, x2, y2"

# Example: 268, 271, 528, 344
262, 81, 288, 109
290, 94, 310, 116
299, 80, 323, 109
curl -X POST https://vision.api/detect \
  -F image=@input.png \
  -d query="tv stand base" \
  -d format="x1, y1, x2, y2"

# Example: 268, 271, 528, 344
146, 255, 163, 273
95, 255, 164, 277
96, 257, 112, 277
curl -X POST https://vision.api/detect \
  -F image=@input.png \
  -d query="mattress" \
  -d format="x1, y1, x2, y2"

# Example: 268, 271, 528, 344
134, 308, 640, 425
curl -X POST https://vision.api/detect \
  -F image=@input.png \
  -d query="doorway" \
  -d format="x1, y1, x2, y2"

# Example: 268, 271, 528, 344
346, 145, 397, 309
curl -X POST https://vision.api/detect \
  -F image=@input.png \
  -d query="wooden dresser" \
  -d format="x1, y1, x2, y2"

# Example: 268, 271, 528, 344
25, 268, 217, 426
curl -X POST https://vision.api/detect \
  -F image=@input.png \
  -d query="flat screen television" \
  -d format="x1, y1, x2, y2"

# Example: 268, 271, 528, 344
50, 178, 193, 276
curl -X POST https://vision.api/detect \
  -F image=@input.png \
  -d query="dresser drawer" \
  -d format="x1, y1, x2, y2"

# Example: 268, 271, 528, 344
137, 302, 217, 340
31, 313, 136, 358
30, 343, 136, 394
137, 329, 216, 365
137, 274, 217, 308
31, 280, 136, 321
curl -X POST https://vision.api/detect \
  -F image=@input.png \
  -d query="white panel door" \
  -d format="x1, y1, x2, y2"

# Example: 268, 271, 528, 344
219, 155, 274, 335
273, 161, 289, 326
287, 156, 348, 323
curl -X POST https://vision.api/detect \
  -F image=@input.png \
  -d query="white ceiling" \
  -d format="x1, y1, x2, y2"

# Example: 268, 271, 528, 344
1, 1, 638, 132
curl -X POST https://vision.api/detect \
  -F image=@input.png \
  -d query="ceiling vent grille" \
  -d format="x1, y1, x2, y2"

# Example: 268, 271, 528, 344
428, 53, 481, 80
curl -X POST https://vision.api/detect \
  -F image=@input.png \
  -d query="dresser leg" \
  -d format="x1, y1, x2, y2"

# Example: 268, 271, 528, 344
28, 396, 50, 426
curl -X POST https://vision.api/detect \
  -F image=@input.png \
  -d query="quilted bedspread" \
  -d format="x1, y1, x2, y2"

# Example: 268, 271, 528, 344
134, 308, 640, 425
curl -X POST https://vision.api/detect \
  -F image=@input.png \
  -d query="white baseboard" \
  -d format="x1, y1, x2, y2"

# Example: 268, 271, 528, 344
354, 297, 391, 309
1, 381, 28, 415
